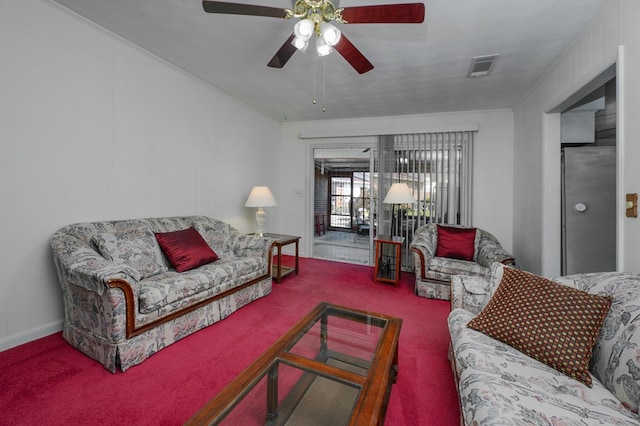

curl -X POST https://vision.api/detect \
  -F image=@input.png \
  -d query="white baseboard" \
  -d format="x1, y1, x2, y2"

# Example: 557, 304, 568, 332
0, 320, 64, 352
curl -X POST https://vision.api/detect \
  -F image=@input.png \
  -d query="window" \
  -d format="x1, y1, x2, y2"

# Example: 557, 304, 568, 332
330, 176, 352, 228
353, 172, 372, 226
329, 172, 372, 230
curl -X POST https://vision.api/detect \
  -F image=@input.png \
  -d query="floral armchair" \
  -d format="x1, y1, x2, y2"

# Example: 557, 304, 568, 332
410, 223, 514, 300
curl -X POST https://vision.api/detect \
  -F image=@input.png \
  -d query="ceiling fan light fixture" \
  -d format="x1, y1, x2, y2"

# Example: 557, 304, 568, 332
203, 0, 426, 75
320, 22, 341, 46
315, 36, 333, 57
292, 36, 309, 53
294, 18, 314, 41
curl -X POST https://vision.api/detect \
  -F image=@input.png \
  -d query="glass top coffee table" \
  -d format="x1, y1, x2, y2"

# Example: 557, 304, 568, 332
185, 302, 402, 426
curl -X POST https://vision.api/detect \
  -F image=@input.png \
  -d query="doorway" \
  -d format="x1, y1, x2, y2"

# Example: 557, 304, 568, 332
560, 77, 617, 275
313, 147, 375, 265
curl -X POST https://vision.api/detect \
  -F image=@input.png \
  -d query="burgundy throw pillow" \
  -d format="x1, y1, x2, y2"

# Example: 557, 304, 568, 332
155, 227, 219, 272
435, 225, 476, 261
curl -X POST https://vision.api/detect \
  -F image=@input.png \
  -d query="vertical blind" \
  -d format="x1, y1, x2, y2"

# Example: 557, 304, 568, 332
378, 131, 476, 270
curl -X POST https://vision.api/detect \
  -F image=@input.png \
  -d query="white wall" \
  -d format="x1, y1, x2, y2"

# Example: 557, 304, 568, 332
513, 0, 621, 275
279, 110, 515, 258
0, 0, 280, 350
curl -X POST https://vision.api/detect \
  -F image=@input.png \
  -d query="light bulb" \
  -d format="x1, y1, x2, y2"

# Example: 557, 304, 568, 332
291, 36, 309, 53
316, 36, 333, 57
320, 22, 341, 47
294, 19, 314, 41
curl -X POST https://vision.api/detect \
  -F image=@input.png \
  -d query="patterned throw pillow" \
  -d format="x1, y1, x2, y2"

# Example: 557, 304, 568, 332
155, 227, 219, 272
435, 225, 476, 261
467, 267, 612, 386
193, 220, 234, 258
92, 226, 168, 280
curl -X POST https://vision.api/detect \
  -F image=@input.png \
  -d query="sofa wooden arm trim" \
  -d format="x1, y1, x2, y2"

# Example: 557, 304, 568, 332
411, 246, 427, 280
108, 272, 272, 339
108, 244, 275, 339
448, 339, 465, 426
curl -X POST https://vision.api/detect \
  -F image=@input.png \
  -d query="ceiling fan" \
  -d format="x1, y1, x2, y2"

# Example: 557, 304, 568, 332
202, 1, 425, 74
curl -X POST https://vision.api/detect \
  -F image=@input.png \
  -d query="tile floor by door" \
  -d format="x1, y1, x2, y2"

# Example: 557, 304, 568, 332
313, 230, 372, 265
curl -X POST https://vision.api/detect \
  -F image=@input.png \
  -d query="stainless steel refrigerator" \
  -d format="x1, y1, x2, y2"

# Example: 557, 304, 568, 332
561, 146, 616, 275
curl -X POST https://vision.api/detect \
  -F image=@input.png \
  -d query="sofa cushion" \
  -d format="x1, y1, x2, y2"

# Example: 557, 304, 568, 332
92, 226, 168, 280
436, 225, 476, 261
137, 257, 266, 313
427, 257, 489, 278
450, 308, 638, 425
468, 267, 611, 386
155, 227, 219, 272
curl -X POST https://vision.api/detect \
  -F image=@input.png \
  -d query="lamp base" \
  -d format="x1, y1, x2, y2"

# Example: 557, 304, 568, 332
255, 207, 267, 237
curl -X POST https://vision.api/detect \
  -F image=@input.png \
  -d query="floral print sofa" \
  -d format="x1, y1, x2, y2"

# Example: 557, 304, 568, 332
51, 216, 273, 373
449, 264, 640, 425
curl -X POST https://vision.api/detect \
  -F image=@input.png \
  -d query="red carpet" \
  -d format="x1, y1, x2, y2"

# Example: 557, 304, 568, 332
0, 257, 459, 425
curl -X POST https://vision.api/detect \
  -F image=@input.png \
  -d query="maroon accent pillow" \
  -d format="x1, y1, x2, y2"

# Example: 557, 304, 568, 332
435, 225, 476, 261
155, 227, 219, 272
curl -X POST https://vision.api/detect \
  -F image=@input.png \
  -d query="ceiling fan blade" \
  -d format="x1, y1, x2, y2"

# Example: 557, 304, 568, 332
341, 3, 425, 24
267, 34, 298, 68
202, 1, 290, 19
334, 35, 374, 74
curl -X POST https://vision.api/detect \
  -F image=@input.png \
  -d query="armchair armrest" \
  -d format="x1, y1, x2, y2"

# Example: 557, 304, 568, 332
410, 243, 434, 276
450, 275, 493, 315
410, 228, 436, 257
476, 240, 514, 268
410, 228, 436, 279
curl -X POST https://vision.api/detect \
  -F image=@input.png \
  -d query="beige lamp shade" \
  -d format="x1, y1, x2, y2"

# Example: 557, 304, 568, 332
383, 183, 417, 204
244, 186, 278, 207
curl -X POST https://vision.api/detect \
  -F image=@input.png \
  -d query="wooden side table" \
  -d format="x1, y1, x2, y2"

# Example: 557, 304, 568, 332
265, 234, 300, 283
374, 236, 405, 287
314, 212, 326, 236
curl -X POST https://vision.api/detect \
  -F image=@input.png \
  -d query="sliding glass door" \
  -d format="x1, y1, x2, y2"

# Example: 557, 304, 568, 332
313, 147, 375, 266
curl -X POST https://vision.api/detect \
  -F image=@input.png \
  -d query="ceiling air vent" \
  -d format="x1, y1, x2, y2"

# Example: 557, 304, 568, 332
467, 54, 500, 78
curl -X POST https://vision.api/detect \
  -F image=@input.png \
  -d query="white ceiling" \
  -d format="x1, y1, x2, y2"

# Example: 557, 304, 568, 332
52, 0, 609, 122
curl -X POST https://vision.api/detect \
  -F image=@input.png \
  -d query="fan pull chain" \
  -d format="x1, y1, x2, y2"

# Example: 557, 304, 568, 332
322, 60, 326, 112
311, 61, 327, 112
312, 63, 317, 105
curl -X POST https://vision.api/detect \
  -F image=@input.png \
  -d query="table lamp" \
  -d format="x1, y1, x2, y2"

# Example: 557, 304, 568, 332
245, 186, 277, 237
383, 183, 417, 236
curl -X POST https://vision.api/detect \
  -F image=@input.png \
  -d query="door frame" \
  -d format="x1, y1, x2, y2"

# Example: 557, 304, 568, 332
541, 61, 620, 276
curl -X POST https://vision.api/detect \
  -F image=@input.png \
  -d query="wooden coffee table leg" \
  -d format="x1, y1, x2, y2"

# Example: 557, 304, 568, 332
392, 342, 399, 383
266, 364, 279, 421
320, 312, 328, 352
